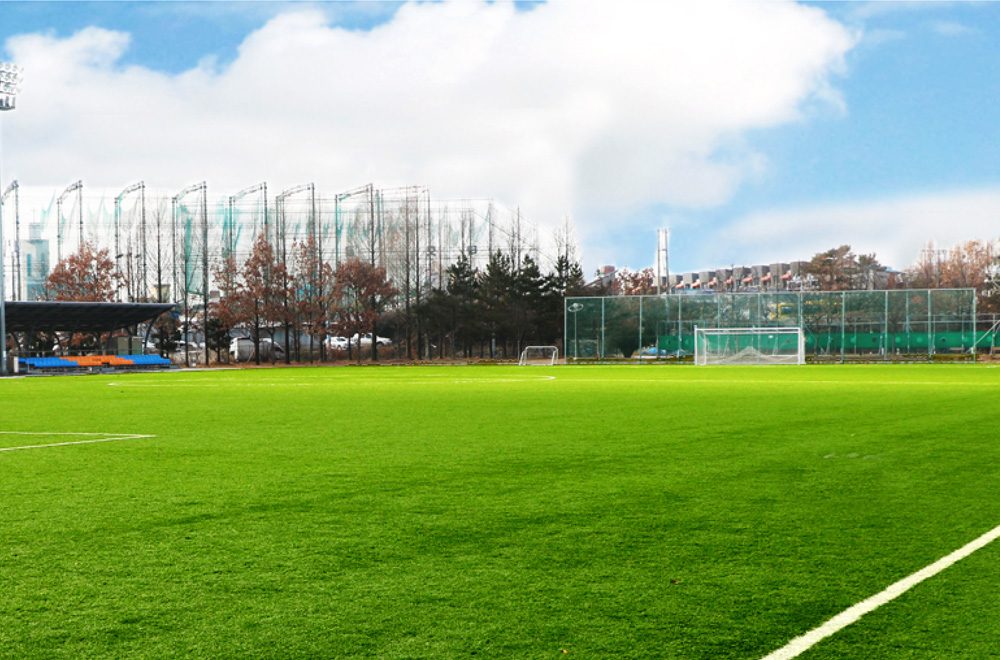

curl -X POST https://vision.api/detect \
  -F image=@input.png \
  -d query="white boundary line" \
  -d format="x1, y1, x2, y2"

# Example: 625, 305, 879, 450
0, 432, 156, 452
763, 523, 1000, 659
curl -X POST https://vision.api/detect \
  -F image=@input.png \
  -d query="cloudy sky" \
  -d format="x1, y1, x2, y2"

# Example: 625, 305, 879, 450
1, 1, 999, 274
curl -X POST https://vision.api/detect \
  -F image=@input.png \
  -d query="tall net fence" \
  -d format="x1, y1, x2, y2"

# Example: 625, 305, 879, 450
565, 289, 984, 362
2, 185, 543, 305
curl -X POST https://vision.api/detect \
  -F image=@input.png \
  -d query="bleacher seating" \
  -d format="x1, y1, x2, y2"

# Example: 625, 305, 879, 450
17, 354, 172, 373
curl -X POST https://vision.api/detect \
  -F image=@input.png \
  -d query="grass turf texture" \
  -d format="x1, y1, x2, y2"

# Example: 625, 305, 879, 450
1, 365, 999, 658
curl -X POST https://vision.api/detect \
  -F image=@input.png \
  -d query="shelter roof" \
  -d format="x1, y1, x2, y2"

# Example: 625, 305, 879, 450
3, 302, 175, 333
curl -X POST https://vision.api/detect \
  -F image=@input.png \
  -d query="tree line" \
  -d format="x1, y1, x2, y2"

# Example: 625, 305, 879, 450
801, 241, 998, 313
41, 233, 588, 362
37, 234, 997, 361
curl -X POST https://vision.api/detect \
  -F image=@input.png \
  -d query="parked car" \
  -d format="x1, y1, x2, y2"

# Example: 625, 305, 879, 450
230, 337, 285, 362
326, 336, 349, 351
350, 333, 392, 347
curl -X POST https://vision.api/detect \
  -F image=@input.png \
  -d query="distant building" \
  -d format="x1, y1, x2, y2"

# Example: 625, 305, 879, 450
22, 223, 49, 301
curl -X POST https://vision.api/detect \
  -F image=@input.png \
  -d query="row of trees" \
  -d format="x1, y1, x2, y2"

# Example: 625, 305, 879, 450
593, 242, 998, 315
803, 241, 999, 312
414, 251, 586, 359
41, 233, 588, 362
36, 234, 997, 361
211, 233, 397, 363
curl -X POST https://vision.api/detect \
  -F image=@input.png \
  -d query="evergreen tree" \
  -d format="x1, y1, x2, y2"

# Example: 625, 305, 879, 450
446, 254, 480, 357
513, 255, 546, 352
479, 251, 515, 357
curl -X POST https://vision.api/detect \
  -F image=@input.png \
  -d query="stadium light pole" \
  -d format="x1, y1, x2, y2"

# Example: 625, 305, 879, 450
0, 61, 22, 377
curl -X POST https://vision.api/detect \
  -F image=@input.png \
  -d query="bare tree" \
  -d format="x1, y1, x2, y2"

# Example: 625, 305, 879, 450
293, 234, 335, 361
333, 258, 397, 362
241, 232, 287, 364
45, 241, 119, 301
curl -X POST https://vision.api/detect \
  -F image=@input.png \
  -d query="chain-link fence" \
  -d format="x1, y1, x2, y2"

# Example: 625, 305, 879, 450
565, 289, 985, 362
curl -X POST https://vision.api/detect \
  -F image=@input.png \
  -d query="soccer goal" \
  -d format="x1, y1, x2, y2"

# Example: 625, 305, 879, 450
694, 327, 805, 366
519, 346, 559, 366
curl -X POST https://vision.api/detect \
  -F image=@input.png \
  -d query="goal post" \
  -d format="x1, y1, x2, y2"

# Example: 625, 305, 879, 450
694, 326, 805, 365
519, 345, 559, 366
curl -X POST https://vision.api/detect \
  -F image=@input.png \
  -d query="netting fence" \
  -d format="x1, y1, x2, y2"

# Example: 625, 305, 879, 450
2, 184, 544, 306
565, 289, 988, 362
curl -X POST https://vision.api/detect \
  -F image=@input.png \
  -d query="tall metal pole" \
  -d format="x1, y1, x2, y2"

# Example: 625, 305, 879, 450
368, 184, 376, 266
201, 183, 209, 366
115, 182, 145, 301
262, 182, 268, 246
114, 195, 122, 300
334, 195, 341, 268
140, 182, 147, 300
2, 181, 19, 301
77, 183, 84, 251
56, 195, 62, 262
0, 61, 22, 376
155, 199, 164, 303
229, 181, 268, 251
12, 181, 19, 301
56, 180, 82, 262
312, 184, 324, 362
414, 187, 421, 360
226, 195, 234, 257
174, 182, 206, 367
171, 197, 178, 307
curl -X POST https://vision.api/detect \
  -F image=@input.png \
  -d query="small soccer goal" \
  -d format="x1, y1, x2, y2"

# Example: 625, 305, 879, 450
519, 345, 559, 366
694, 327, 805, 366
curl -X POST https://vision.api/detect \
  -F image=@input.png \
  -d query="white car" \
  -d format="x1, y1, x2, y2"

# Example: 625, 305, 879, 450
326, 336, 349, 351
350, 333, 392, 347
229, 337, 285, 362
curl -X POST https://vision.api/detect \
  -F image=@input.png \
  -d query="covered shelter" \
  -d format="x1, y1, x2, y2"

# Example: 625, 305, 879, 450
3, 301, 175, 373
4, 301, 175, 335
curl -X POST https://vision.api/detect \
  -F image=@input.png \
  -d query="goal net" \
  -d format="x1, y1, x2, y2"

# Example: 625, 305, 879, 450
519, 345, 559, 366
694, 327, 805, 366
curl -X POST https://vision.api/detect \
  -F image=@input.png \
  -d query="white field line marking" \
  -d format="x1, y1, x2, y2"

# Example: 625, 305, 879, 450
0, 433, 156, 452
106, 375, 558, 387
762, 523, 1000, 660
562, 378, 1000, 387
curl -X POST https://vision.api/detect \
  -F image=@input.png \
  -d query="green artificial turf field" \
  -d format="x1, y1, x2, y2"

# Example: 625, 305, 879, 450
1, 364, 999, 658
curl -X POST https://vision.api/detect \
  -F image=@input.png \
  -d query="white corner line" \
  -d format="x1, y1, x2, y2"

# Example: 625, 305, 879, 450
762, 523, 1000, 659
0, 434, 156, 452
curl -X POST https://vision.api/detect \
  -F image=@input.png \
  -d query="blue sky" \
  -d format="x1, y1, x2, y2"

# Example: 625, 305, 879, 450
619, 1, 1000, 271
2, 1, 999, 274
0, 2, 404, 72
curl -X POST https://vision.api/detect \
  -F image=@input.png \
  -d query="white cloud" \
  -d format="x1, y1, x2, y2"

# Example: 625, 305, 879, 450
859, 28, 907, 48
2, 0, 854, 260
930, 20, 976, 37
699, 188, 1000, 270
848, 1, 960, 22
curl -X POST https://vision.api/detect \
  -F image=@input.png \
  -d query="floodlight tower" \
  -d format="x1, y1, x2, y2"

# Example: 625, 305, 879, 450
56, 179, 83, 261
114, 181, 146, 301
0, 61, 22, 377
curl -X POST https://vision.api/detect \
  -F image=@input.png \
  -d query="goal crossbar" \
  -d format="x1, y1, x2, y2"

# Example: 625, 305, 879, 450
694, 326, 805, 366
